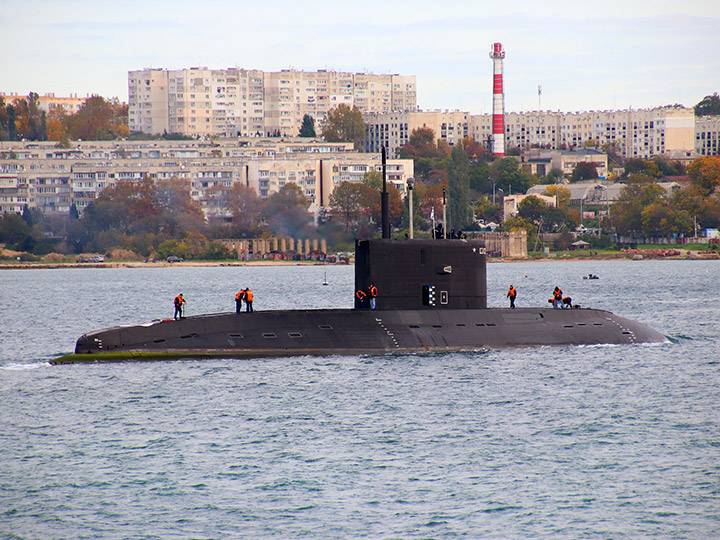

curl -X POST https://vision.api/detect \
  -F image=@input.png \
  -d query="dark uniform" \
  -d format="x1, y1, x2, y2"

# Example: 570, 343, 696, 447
507, 285, 517, 309
244, 288, 253, 313
174, 294, 186, 319
368, 284, 378, 309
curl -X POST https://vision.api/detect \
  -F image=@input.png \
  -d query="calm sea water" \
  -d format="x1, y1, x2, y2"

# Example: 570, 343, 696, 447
1, 260, 719, 539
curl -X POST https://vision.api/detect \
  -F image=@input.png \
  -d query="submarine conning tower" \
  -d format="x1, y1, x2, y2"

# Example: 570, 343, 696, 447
355, 239, 488, 310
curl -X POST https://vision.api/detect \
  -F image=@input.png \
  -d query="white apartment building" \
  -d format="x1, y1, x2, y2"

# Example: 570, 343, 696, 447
366, 106, 696, 161
365, 110, 470, 155
696, 116, 720, 156
129, 68, 417, 139
0, 139, 413, 219
471, 106, 696, 159
1, 92, 89, 114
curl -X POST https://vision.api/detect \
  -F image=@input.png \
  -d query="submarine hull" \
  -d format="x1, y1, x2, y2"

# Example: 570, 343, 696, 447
53, 307, 666, 364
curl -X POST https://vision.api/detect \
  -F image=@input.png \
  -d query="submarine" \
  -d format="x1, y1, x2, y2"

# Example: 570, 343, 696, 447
52, 155, 665, 365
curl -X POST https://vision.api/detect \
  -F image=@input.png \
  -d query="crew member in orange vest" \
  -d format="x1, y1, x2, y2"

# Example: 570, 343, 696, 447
368, 284, 378, 309
552, 286, 563, 309
507, 285, 517, 309
235, 290, 245, 314
174, 293, 186, 320
244, 288, 254, 313
356, 289, 367, 309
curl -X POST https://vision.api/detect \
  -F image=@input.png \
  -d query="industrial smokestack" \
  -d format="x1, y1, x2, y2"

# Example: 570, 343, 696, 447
490, 42, 505, 157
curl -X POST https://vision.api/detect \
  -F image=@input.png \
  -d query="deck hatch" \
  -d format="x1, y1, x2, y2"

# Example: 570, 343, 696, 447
318, 324, 333, 330
228, 333, 244, 339
263, 333, 277, 338
288, 332, 302, 338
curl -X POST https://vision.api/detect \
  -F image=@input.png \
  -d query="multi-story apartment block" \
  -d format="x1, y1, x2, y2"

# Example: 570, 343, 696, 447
129, 68, 416, 138
1, 92, 89, 114
471, 106, 696, 159
367, 106, 696, 161
695, 116, 720, 156
0, 139, 413, 219
365, 110, 470, 155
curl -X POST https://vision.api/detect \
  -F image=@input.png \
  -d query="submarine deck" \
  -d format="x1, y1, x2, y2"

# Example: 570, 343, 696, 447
52, 307, 666, 365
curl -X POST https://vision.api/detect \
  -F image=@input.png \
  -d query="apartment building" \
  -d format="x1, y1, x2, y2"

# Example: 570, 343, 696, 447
696, 116, 720, 156
365, 110, 470, 155
0, 139, 413, 219
129, 68, 416, 138
1, 92, 89, 114
365, 106, 696, 161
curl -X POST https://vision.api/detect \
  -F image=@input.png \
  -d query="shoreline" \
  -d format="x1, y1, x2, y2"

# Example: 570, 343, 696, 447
1, 251, 718, 270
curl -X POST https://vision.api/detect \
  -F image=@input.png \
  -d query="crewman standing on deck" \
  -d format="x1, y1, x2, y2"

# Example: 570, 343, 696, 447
244, 288, 254, 312
174, 293, 186, 320
235, 290, 245, 314
356, 288, 367, 309
368, 284, 378, 309
507, 285, 517, 309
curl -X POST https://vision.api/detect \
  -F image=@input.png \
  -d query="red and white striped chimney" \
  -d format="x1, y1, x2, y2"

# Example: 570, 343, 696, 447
490, 42, 505, 157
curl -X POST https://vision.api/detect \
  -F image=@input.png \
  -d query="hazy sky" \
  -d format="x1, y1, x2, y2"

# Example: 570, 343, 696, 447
2, 0, 719, 114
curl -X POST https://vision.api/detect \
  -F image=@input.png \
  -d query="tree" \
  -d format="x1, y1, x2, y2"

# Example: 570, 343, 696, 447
362, 170, 382, 191
222, 183, 262, 236
687, 156, 720, 196
66, 96, 129, 140
542, 185, 571, 206
652, 156, 684, 177
447, 145, 471, 230
494, 157, 533, 194
260, 184, 312, 237
624, 158, 661, 179
330, 181, 367, 231
499, 215, 538, 249
7, 105, 16, 141
570, 162, 598, 182
154, 177, 205, 236
399, 127, 448, 160
0, 212, 34, 250
12, 93, 45, 141
319, 104, 365, 150
0, 96, 8, 140
517, 196, 547, 225
299, 114, 316, 137
695, 92, 720, 116
612, 174, 666, 235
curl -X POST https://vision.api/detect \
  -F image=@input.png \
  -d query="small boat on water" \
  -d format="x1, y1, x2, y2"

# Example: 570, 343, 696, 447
584, 274, 600, 280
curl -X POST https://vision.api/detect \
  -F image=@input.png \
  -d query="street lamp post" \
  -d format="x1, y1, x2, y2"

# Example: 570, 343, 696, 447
407, 178, 415, 239
442, 187, 447, 239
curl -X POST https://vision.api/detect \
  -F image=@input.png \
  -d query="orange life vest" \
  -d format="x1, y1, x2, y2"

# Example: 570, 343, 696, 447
369, 285, 377, 297
235, 291, 243, 301
508, 286, 516, 298
174, 295, 183, 306
245, 289, 253, 302
356, 289, 367, 300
